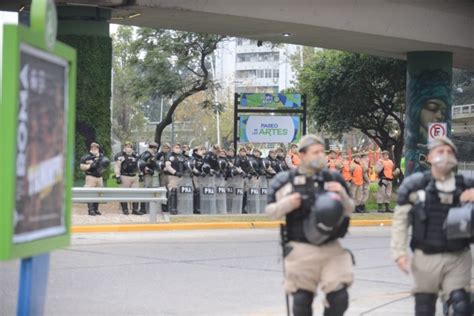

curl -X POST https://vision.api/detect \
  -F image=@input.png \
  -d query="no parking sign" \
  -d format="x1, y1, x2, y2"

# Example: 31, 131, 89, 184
428, 122, 447, 143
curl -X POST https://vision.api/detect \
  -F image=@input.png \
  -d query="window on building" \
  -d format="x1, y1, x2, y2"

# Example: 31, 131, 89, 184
265, 69, 272, 78
236, 70, 257, 79
257, 69, 265, 78
272, 86, 279, 93
237, 38, 243, 46
273, 69, 279, 78
236, 53, 258, 63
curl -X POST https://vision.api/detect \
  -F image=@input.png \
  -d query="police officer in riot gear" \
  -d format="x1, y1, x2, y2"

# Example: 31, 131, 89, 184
203, 145, 221, 176
80, 142, 110, 216
276, 147, 289, 171
266, 135, 355, 316
391, 136, 474, 316
138, 142, 159, 214
114, 141, 142, 215
191, 146, 207, 214
264, 149, 279, 178
234, 147, 252, 178
165, 143, 186, 215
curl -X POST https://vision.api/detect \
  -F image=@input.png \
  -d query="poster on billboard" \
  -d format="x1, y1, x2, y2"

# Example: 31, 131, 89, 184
0, 9, 76, 260
239, 115, 302, 143
13, 44, 69, 244
239, 93, 301, 109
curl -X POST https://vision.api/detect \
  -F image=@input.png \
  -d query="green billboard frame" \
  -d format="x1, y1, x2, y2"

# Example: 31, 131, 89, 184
0, 21, 76, 260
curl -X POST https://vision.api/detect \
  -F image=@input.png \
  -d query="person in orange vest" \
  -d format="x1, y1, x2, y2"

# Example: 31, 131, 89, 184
327, 149, 342, 172
341, 154, 354, 187
285, 143, 301, 169
351, 154, 365, 213
375, 150, 399, 213
360, 152, 371, 213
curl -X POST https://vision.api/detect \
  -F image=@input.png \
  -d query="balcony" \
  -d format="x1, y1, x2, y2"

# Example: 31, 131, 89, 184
452, 104, 474, 122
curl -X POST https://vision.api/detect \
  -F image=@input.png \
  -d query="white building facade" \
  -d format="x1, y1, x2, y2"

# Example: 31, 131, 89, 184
214, 38, 300, 104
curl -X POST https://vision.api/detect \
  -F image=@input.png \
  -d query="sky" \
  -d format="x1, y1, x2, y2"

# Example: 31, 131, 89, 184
0, 11, 18, 25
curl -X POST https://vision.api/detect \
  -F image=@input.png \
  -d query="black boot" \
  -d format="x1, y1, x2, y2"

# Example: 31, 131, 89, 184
415, 293, 437, 316
242, 192, 248, 214
385, 203, 393, 213
169, 188, 178, 215
120, 202, 129, 215
361, 204, 367, 212
193, 189, 201, 214
139, 202, 147, 214
377, 203, 385, 213
93, 203, 101, 215
131, 203, 142, 215
87, 203, 96, 216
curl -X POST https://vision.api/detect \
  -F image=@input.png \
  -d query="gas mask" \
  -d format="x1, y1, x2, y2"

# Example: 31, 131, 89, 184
310, 155, 327, 171
302, 155, 326, 173
431, 154, 457, 175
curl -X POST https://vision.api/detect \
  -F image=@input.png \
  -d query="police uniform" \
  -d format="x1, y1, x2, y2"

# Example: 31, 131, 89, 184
350, 156, 364, 213
376, 151, 395, 213
391, 137, 474, 316
138, 145, 159, 213
164, 151, 186, 214
79, 146, 110, 216
266, 135, 355, 316
114, 149, 141, 215
191, 150, 205, 214
360, 155, 371, 212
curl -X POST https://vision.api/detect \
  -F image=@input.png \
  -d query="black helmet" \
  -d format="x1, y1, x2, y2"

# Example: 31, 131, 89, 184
303, 192, 344, 245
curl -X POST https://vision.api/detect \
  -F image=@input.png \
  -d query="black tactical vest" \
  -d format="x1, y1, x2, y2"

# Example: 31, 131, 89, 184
410, 174, 469, 254
170, 153, 185, 174
285, 169, 349, 244
120, 153, 138, 175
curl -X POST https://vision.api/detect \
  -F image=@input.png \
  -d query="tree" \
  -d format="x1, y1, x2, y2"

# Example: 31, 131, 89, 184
112, 26, 147, 145
453, 69, 474, 105
297, 50, 407, 166
129, 29, 225, 146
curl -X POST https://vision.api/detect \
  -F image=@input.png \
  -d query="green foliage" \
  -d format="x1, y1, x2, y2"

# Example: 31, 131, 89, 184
112, 26, 147, 145
453, 69, 474, 105
297, 50, 406, 165
58, 35, 112, 179
128, 28, 225, 145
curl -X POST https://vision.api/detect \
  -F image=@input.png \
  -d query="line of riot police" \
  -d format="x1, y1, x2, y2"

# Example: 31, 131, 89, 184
79, 140, 292, 216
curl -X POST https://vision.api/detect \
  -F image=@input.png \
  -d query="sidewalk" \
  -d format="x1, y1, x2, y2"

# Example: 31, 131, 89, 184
72, 203, 392, 233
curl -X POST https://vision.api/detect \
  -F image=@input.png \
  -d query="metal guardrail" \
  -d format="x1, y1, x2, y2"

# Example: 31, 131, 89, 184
72, 187, 168, 223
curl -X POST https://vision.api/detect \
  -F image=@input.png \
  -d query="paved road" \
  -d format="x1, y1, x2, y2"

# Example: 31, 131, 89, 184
1, 227, 469, 315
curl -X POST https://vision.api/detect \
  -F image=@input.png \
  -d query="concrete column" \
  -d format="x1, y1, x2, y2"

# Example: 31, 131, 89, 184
58, 6, 112, 181
404, 51, 452, 175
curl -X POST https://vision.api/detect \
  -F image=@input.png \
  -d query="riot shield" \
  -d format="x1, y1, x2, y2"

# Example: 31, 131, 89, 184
246, 176, 261, 214
258, 177, 269, 214
197, 175, 217, 214
229, 176, 245, 214
176, 175, 194, 215
215, 176, 227, 215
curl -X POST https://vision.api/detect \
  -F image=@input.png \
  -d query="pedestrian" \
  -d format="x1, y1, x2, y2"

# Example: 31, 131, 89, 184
375, 150, 397, 213
138, 142, 159, 214
164, 143, 186, 215
266, 135, 355, 316
391, 136, 474, 316
79, 142, 110, 216
114, 141, 142, 215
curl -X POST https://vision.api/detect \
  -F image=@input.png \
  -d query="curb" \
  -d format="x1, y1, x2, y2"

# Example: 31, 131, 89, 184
71, 219, 392, 233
